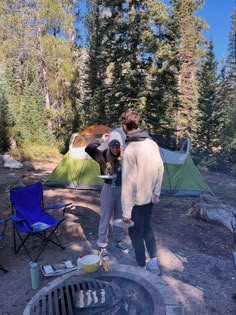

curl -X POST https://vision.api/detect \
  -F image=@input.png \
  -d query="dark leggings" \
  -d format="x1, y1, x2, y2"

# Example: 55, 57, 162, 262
129, 203, 157, 267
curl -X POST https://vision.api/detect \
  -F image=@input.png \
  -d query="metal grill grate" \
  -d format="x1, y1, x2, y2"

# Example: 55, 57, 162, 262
29, 277, 123, 315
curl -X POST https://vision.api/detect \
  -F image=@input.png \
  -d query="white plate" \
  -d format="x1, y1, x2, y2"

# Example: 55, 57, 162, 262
112, 219, 134, 228
97, 174, 117, 179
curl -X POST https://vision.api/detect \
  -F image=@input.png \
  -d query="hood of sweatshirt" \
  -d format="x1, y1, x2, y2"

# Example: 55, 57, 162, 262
125, 128, 149, 143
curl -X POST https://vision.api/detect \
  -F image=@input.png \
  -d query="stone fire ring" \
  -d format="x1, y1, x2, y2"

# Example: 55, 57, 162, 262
24, 264, 185, 315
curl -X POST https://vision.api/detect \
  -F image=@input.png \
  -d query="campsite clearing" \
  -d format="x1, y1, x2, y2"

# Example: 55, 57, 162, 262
0, 159, 235, 315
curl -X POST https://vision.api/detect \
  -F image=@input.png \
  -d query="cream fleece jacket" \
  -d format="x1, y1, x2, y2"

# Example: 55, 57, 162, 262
121, 137, 164, 219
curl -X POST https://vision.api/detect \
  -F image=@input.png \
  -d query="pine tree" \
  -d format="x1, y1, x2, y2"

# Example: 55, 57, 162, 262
192, 41, 223, 159
102, 0, 148, 123
170, 0, 208, 137
220, 8, 236, 170
85, 0, 179, 132
0, 86, 9, 151
84, 0, 109, 125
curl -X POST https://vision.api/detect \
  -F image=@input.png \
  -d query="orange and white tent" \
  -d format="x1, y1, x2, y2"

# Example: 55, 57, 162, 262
45, 125, 125, 189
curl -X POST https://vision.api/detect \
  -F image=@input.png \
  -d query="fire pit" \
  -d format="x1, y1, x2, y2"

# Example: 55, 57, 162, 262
23, 264, 184, 315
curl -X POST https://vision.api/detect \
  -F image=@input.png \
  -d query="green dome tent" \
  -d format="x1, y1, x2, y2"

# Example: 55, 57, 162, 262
45, 126, 212, 197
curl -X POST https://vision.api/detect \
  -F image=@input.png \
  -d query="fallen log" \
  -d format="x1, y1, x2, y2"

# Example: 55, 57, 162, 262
187, 194, 236, 233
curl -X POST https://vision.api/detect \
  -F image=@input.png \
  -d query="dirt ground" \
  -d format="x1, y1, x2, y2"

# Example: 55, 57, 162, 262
0, 159, 235, 315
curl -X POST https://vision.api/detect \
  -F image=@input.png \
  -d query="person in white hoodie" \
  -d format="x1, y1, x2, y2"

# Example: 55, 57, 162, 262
119, 109, 164, 273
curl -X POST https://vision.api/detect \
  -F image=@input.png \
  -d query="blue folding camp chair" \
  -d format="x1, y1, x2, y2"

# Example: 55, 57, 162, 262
0, 216, 12, 273
10, 182, 72, 262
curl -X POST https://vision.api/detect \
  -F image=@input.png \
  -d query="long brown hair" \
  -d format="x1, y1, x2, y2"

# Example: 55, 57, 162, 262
105, 147, 123, 175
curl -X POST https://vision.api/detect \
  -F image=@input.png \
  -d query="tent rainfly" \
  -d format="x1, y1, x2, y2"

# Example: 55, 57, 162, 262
45, 125, 213, 197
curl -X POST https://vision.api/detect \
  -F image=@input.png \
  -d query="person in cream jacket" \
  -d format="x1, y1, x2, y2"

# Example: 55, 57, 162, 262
119, 109, 164, 273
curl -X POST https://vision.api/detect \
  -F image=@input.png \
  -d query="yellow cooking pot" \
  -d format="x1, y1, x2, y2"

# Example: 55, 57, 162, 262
81, 254, 100, 273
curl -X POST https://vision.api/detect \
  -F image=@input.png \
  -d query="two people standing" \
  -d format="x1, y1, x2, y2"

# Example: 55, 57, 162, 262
86, 109, 164, 272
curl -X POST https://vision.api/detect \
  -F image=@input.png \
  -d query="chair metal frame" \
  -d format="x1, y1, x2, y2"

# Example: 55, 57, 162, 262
0, 216, 12, 273
10, 182, 72, 262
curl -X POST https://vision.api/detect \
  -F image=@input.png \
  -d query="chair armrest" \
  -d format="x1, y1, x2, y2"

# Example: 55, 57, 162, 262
12, 215, 24, 223
0, 216, 12, 224
0, 216, 12, 240
43, 203, 73, 216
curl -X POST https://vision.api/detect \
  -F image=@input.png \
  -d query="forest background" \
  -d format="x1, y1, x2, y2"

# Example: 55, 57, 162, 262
0, 0, 235, 174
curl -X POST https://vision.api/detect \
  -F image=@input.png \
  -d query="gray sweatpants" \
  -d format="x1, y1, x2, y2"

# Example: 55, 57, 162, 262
97, 183, 123, 248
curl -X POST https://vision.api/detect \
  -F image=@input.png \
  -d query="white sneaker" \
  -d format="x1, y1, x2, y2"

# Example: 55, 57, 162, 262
137, 266, 146, 271
146, 259, 161, 275
100, 248, 110, 261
